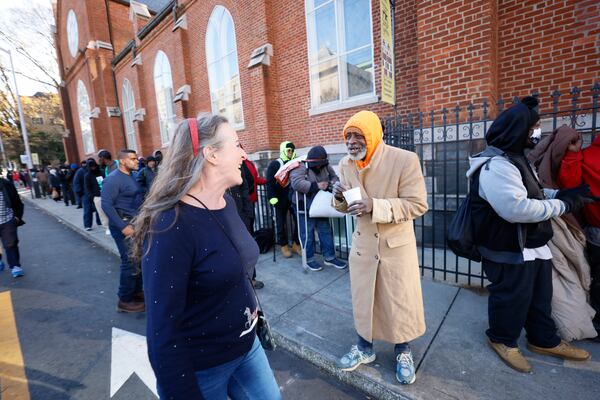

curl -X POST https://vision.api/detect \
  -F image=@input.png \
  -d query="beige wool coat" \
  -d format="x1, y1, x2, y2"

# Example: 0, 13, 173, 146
334, 143, 429, 343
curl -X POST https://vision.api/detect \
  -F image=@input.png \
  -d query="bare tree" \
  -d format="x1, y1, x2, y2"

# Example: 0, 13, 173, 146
0, 1, 60, 91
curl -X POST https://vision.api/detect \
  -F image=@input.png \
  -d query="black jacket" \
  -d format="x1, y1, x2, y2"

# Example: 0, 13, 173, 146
266, 159, 292, 206
0, 178, 24, 221
84, 170, 101, 197
136, 166, 156, 194
471, 101, 552, 263
227, 164, 254, 232
73, 167, 86, 194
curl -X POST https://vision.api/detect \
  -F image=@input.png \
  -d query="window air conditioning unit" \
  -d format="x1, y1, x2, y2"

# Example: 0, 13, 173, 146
107, 107, 121, 117
133, 108, 146, 122
90, 107, 100, 119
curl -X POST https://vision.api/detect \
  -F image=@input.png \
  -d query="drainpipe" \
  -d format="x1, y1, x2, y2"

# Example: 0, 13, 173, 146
105, 0, 127, 148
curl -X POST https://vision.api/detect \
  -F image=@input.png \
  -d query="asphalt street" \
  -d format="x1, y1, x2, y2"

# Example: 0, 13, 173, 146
0, 205, 369, 400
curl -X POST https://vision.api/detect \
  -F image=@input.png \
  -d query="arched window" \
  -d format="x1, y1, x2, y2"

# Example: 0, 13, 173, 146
76, 80, 95, 154
153, 51, 176, 145
205, 6, 244, 128
121, 79, 137, 152
67, 9, 78, 58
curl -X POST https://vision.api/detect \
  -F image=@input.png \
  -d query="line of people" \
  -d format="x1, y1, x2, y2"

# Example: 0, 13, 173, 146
129, 106, 598, 399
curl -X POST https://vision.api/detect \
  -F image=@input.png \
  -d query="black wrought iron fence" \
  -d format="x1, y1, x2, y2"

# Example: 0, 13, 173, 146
255, 83, 599, 287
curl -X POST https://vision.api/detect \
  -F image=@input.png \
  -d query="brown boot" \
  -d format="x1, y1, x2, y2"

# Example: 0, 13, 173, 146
281, 245, 292, 258
488, 339, 532, 373
117, 300, 145, 313
527, 341, 590, 361
133, 292, 145, 302
292, 243, 302, 256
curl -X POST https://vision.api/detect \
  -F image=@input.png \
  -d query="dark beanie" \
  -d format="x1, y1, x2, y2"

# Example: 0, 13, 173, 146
306, 146, 328, 169
521, 96, 540, 126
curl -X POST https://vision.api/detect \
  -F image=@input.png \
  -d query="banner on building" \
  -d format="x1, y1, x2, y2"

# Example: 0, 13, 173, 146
380, 0, 395, 105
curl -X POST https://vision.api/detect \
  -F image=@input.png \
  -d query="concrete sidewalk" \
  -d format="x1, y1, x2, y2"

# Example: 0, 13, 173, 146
21, 194, 600, 400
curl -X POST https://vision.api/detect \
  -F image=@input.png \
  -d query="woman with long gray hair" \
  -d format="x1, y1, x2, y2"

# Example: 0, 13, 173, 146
131, 114, 281, 399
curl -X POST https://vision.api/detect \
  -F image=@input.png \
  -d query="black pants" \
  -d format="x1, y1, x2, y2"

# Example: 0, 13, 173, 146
483, 258, 561, 348
588, 242, 600, 323
0, 218, 20, 268
274, 204, 299, 246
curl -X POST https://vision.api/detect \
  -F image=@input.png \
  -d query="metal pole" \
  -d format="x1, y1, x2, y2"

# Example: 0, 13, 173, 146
5, 49, 33, 170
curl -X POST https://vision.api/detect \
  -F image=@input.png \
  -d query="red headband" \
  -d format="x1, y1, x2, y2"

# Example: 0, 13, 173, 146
188, 118, 199, 157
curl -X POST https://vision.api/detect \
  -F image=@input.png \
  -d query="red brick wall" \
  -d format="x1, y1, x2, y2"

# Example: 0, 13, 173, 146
57, 0, 599, 162
107, 1, 134, 54
498, 0, 600, 109
417, 0, 499, 113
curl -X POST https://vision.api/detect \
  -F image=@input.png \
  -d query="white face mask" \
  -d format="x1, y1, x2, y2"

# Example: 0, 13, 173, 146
530, 128, 542, 145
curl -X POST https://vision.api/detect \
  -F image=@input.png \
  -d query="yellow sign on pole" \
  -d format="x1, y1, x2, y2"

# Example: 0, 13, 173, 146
380, 0, 395, 105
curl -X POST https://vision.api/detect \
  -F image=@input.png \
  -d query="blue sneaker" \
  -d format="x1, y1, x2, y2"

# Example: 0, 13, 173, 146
396, 350, 416, 385
11, 266, 24, 278
324, 258, 347, 269
306, 261, 323, 271
0, 260, 5, 271
337, 345, 376, 372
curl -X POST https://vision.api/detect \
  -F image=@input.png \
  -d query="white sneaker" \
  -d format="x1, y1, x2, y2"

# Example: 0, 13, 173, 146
105, 229, 111, 235
11, 266, 24, 278
85, 227, 92, 231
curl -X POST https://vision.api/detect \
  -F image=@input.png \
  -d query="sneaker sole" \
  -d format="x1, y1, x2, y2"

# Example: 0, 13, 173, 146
339, 353, 376, 372
323, 260, 347, 269
306, 265, 323, 272
526, 343, 591, 361
397, 374, 416, 385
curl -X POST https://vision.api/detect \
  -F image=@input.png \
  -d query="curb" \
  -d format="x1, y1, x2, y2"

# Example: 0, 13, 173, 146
23, 195, 414, 400
22, 197, 119, 257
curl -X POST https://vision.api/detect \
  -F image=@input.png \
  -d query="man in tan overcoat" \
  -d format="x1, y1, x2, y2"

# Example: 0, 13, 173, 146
332, 110, 428, 385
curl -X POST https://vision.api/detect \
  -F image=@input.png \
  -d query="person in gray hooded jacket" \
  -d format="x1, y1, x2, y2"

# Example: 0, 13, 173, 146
466, 96, 596, 373
290, 146, 347, 272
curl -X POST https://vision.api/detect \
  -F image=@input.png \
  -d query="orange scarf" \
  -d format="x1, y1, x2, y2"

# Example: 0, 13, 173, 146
342, 110, 383, 170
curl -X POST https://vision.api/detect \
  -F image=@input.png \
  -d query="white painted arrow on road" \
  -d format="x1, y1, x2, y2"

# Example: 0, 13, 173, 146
110, 327, 158, 398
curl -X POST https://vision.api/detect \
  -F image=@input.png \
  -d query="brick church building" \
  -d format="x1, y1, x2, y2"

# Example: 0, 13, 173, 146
53, 0, 599, 163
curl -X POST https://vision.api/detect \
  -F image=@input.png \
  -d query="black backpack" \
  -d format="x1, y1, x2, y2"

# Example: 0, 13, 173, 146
446, 171, 482, 262
253, 228, 274, 254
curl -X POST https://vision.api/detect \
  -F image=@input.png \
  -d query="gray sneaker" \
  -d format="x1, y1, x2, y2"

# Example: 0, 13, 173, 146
337, 345, 376, 371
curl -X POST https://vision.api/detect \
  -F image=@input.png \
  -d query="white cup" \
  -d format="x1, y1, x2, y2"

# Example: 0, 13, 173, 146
343, 187, 362, 204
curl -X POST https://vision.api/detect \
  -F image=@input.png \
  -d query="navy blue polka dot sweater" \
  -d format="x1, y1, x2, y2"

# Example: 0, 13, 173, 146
142, 195, 259, 399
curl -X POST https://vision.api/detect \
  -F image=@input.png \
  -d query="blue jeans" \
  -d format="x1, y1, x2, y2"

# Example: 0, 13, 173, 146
109, 225, 142, 302
298, 213, 335, 262
159, 336, 281, 400
83, 194, 101, 228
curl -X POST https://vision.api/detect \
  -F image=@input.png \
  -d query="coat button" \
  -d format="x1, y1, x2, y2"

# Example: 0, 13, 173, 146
357, 231, 361, 236
374, 233, 379, 238
375, 255, 379, 260
356, 251, 361, 256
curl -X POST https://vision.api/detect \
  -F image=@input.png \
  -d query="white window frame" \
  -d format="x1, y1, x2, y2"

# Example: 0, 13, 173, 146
121, 79, 138, 152
67, 9, 79, 58
76, 80, 95, 154
205, 5, 245, 129
153, 51, 176, 146
304, 0, 377, 116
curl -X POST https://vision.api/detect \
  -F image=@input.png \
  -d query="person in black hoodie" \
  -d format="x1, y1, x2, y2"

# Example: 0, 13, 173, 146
83, 159, 102, 230
72, 160, 87, 208
265, 141, 300, 258
466, 96, 596, 373
0, 176, 25, 278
